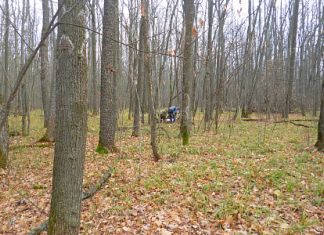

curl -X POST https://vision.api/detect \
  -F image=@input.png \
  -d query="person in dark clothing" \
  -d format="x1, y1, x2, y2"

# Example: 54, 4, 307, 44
168, 106, 179, 123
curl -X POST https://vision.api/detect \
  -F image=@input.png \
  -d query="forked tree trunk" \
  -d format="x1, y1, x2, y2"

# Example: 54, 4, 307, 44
98, 0, 119, 152
47, 0, 88, 233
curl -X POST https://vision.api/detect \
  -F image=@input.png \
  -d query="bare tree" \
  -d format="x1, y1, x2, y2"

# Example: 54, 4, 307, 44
284, 0, 300, 118
98, 0, 119, 152
90, 0, 98, 115
0, 0, 9, 169
40, 0, 50, 128
180, 0, 195, 145
204, 0, 214, 128
315, 78, 324, 151
142, 0, 160, 161
132, 0, 144, 137
48, 0, 88, 233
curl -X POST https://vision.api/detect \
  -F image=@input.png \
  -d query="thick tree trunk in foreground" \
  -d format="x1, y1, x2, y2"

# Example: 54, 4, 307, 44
180, 0, 194, 145
315, 79, 324, 151
47, 0, 88, 234
98, 0, 119, 152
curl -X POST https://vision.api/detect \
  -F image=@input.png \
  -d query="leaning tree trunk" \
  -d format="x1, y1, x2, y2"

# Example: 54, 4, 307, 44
47, 0, 88, 234
142, 0, 160, 161
315, 75, 324, 151
98, 0, 119, 152
180, 0, 195, 145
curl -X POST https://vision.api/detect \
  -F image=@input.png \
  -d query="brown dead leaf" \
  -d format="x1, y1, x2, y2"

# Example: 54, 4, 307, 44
192, 27, 198, 38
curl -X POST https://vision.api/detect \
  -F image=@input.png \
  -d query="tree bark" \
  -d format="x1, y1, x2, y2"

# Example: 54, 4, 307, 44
284, 0, 300, 118
0, 0, 10, 169
98, 0, 119, 152
42, 0, 57, 142
40, 0, 50, 127
315, 79, 324, 151
90, 0, 98, 115
47, 0, 88, 233
180, 0, 195, 145
133, 1, 145, 137
142, 0, 160, 161
204, 0, 213, 128
0, 110, 8, 169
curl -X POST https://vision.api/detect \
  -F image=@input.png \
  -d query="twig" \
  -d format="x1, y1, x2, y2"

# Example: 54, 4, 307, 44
82, 168, 113, 200
29, 167, 113, 235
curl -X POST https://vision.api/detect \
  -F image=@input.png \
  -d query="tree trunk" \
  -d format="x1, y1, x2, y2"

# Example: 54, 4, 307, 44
142, 0, 160, 161
40, 0, 50, 128
204, 0, 213, 129
98, 0, 119, 152
48, 0, 88, 233
315, 79, 324, 151
43, 0, 58, 142
91, 0, 98, 115
4, 0, 9, 102
21, 83, 29, 136
0, 0, 10, 169
133, 1, 145, 137
284, 0, 300, 118
20, 0, 28, 136
0, 109, 8, 169
180, 0, 195, 145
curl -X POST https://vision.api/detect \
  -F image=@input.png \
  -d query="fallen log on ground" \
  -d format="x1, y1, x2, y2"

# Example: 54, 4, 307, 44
273, 120, 316, 128
9, 142, 53, 151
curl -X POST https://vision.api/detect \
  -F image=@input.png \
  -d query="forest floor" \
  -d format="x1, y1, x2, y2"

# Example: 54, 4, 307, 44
0, 111, 323, 234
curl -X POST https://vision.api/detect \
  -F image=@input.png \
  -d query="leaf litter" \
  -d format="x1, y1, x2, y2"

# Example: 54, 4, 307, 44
0, 113, 323, 234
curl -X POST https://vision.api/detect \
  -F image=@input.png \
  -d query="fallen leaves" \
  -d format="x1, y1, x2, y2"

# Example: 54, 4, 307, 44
1, 113, 323, 234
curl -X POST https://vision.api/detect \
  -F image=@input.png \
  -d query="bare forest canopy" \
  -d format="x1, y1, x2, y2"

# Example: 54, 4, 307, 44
0, 0, 322, 116
0, 0, 323, 234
